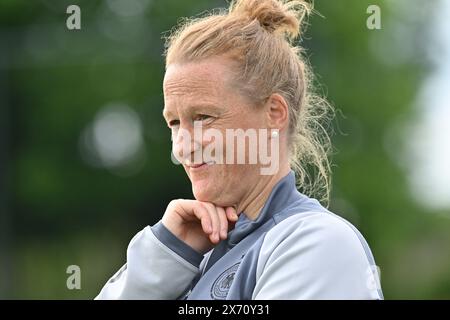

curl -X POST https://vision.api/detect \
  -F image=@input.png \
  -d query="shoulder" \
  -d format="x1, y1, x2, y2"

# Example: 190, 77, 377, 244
264, 210, 373, 261
253, 211, 383, 299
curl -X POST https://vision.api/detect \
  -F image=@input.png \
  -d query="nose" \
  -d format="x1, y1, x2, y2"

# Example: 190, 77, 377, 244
172, 123, 202, 165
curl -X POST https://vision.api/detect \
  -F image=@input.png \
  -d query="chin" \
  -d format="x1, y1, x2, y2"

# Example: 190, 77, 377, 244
192, 181, 225, 204
192, 188, 215, 203
193, 187, 236, 208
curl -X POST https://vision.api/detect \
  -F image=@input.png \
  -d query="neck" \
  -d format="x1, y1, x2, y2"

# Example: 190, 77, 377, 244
237, 163, 291, 221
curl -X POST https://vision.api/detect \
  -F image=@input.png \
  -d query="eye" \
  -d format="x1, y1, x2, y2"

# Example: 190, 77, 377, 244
168, 119, 180, 127
194, 114, 212, 122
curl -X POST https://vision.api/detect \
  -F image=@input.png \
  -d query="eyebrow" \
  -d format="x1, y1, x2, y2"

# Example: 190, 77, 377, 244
162, 104, 223, 120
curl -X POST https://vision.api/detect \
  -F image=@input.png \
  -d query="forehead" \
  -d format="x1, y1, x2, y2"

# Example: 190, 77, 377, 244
163, 58, 236, 108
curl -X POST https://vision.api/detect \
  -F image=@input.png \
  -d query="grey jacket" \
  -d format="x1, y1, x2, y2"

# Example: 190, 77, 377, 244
96, 171, 383, 300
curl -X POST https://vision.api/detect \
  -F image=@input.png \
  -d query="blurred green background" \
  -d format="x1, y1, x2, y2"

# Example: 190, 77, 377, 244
1, 0, 449, 299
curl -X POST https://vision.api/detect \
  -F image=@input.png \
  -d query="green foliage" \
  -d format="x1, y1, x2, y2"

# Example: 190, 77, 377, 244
1, 0, 449, 299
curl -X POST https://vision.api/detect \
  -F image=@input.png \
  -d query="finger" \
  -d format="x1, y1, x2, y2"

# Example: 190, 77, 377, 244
226, 206, 238, 222
202, 202, 221, 244
216, 207, 228, 240
194, 203, 213, 235
180, 200, 212, 234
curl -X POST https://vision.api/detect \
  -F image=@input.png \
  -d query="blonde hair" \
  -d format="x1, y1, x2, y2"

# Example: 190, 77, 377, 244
164, 0, 334, 206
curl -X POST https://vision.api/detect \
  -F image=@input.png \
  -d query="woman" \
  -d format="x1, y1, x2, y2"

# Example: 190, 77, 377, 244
96, 0, 383, 300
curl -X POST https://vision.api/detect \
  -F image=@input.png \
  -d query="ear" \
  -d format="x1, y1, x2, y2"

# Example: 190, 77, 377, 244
265, 93, 289, 131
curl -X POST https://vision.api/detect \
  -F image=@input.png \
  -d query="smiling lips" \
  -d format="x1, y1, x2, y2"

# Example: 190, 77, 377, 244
186, 160, 215, 170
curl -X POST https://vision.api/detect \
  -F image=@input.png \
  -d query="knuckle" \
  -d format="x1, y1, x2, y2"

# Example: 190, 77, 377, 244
202, 202, 214, 211
196, 201, 207, 212
169, 198, 182, 207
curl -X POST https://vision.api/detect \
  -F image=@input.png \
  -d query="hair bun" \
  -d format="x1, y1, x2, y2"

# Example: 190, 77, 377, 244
230, 0, 311, 39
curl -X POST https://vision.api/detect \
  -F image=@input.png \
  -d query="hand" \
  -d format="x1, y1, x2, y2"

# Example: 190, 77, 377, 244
161, 199, 238, 254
